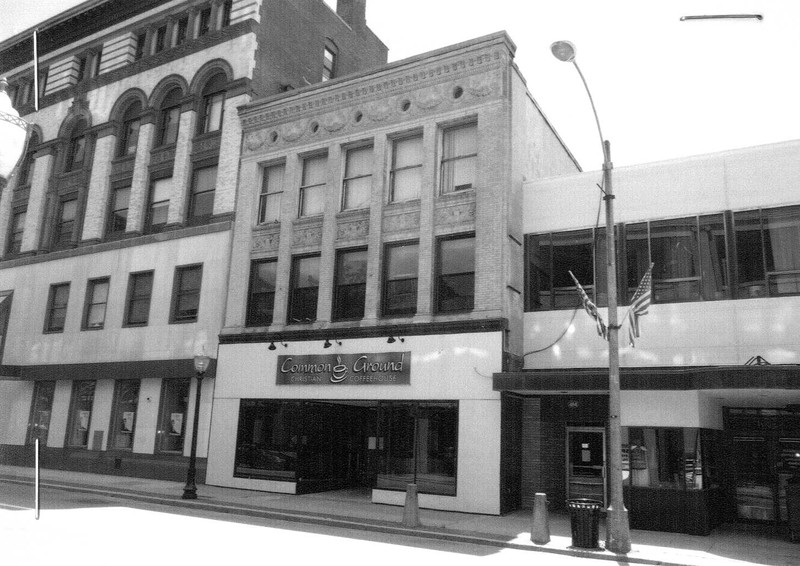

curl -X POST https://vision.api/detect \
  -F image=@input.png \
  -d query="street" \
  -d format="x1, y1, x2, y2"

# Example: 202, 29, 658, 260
0, 480, 613, 566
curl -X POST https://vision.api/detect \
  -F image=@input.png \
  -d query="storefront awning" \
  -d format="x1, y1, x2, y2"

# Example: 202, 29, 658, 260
493, 364, 800, 392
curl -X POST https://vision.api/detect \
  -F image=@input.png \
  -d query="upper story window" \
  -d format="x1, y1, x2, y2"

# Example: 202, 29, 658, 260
333, 248, 368, 320
157, 88, 182, 146
322, 45, 336, 81
146, 177, 172, 233
299, 154, 327, 217
246, 259, 278, 327
525, 210, 761, 312
526, 228, 607, 311
45, 282, 70, 333
171, 264, 203, 323
198, 73, 226, 134
198, 6, 213, 37
390, 134, 422, 202
6, 210, 27, 255
382, 241, 419, 317
288, 255, 320, 323
735, 206, 800, 298
341, 145, 372, 211
188, 165, 217, 222
55, 197, 78, 247
118, 101, 142, 157
436, 234, 475, 313
76, 54, 88, 83
154, 25, 168, 54
440, 123, 477, 194
175, 16, 189, 46
106, 185, 130, 237
15, 131, 39, 187
82, 277, 110, 330
222, 0, 233, 26
13, 79, 31, 107
65, 120, 88, 172
134, 32, 147, 60
124, 271, 154, 326
259, 163, 284, 224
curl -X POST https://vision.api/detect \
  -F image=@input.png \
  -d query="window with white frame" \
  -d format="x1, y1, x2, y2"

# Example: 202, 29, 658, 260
299, 155, 326, 217
440, 123, 477, 194
341, 145, 372, 211
259, 163, 284, 223
390, 135, 422, 202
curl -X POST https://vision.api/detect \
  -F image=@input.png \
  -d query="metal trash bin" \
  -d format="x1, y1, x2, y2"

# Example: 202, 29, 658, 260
567, 498, 602, 549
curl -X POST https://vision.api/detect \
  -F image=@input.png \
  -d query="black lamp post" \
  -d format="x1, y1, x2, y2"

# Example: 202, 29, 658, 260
551, 40, 631, 553
182, 353, 211, 500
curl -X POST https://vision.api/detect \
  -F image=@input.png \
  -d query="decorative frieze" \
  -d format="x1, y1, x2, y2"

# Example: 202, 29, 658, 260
240, 47, 507, 132
292, 224, 323, 247
383, 211, 420, 233
435, 201, 476, 226
336, 218, 369, 241
251, 229, 279, 252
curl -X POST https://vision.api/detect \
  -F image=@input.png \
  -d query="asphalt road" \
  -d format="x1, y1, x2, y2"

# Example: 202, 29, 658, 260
0, 479, 617, 566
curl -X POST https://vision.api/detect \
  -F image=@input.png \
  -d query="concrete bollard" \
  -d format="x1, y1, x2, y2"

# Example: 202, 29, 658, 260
531, 492, 550, 544
402, 483, 421, 528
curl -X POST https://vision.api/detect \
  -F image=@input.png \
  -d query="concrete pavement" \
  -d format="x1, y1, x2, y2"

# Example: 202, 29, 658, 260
0, 464, 797, 566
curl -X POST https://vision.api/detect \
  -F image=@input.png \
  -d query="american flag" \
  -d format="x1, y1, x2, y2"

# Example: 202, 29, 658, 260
568, 271, 607, 340
627, 264, 653, 347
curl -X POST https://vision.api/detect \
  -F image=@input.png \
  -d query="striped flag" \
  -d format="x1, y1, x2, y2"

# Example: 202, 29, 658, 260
568, 271, 607, 340
627, 264, 653, 347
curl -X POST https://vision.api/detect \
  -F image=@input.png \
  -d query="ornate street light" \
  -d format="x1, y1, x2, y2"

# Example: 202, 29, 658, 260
182, 353, 211, 500
551, 40, 631, 554
0, 77, 31, 196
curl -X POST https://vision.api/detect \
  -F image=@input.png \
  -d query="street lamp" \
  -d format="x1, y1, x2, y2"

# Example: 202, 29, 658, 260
551, 40, 631, 554
0, 77, 31, 196
182, 353, 211, 500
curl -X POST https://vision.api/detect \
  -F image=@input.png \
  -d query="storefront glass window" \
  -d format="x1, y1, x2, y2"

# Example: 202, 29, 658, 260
623, 427, 705, 490
27, 381, 56, 445
234, 400, 300, 481
377, 401, 457, 496
66, 380, 95, 447
157, 378, 190, 452
110, 380, 140, 450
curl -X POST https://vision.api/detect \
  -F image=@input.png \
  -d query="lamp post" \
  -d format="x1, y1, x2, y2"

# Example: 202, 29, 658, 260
551, 40, 631, 554
0, 77, 31, 197
182, 353, 211, 500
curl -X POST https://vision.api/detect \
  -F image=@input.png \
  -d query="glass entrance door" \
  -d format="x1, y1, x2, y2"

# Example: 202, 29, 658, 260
567, 427, 606, 505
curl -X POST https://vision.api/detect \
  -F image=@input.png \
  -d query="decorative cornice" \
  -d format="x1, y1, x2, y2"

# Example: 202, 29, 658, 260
240, 44, 510, 154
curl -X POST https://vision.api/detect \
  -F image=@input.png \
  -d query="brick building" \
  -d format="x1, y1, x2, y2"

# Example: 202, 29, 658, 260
206, 31, 578, 514
0, 0, 386, 480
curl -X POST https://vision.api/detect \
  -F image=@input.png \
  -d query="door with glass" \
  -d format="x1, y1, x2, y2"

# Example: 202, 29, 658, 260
567, 427, 607, 505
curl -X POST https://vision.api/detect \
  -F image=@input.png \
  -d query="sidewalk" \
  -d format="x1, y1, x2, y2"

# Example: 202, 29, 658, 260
1, 464, 797, 566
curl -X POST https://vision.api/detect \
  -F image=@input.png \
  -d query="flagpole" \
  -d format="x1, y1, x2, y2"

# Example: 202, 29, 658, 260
32, 30, 39, 112
551, 40, 631, 554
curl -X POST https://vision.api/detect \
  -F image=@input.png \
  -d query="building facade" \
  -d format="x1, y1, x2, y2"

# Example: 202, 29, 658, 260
205, 31, 578, 514
0, 0, 386, 480
495, 140, 800, 533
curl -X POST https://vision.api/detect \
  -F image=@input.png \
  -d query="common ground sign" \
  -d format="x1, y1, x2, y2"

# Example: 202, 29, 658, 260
276, 352, 410, 385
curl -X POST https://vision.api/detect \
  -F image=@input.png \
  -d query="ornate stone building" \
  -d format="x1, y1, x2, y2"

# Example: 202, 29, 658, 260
0, 0, 386, 480
206, 32, 578, 514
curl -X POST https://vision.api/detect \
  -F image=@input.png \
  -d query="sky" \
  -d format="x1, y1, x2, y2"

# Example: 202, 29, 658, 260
2, 1, 799, 170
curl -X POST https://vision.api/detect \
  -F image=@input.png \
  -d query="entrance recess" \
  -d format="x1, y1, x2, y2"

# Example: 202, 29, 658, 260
567, 427, 606, 505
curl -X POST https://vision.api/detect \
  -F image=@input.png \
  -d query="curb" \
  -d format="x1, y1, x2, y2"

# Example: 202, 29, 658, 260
1, 475, 687, 566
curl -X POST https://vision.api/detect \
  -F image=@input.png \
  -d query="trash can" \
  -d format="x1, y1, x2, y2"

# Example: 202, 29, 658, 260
567, 498, 602, 549
787, 476, 800, 543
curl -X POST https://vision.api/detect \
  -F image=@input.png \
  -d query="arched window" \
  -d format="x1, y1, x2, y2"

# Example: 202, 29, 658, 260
16, 131, 39, 187
65, 120, 88, 172
198, 73, 226, 135
118, 101, 142, 157
158, 88, 182, 146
